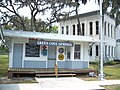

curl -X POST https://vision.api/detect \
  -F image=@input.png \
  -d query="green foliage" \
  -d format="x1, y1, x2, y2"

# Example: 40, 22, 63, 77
104, 61, 119, 65
0, 45, 8, 54
103, 0, 120, 26
89, 61, 98, 65
0, 55, 9, 77
49, 25, 58, 33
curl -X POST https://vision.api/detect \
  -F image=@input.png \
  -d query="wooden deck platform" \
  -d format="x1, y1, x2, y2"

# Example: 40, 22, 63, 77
8, 68, 97, 78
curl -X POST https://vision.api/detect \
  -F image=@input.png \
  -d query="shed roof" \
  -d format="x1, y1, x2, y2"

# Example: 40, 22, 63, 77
3, 30, 98, 42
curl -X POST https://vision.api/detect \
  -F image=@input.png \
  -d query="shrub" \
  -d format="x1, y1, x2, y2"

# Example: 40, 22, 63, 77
104, 61, 118, 65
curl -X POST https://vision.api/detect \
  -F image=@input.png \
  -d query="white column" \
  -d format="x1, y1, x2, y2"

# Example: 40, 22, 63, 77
75, 24, 77, 35
64, 26, 66, 35
93, 21, 96, 36
81, 44, 83, 61
70, 45, 74, 61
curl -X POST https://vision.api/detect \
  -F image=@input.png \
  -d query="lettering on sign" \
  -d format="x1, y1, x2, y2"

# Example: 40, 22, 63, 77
37, 41, 73, 47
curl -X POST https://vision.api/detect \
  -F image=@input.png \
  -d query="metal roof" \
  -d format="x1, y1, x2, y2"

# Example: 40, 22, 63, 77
3, 30, 98, 42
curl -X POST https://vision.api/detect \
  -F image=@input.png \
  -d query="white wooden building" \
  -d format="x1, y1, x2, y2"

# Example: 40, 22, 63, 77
3, 30, 98, 69
116, 25, 120, 60
58, 10, 116, 62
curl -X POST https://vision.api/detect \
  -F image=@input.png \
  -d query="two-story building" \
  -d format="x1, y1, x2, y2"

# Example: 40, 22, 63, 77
2, 10, 116, 70
115, 25, 120, 60
58, 10, 116, 62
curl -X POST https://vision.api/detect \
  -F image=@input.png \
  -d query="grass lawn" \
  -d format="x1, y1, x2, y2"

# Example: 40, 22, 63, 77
89, 63, 120, 90
104, 85, 120, 90
0, 55, 9, 77
0, 55, 37, 83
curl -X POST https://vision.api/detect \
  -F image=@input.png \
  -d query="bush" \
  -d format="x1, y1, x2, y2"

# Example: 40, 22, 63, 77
89, 61, 98, 65
104, 61, 119, 65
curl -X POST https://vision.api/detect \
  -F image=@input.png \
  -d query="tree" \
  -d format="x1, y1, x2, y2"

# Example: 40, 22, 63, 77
103, 0, 120, 26
49, 25, 58, 33
0, 0, 91, 33
3, 0, 119, 33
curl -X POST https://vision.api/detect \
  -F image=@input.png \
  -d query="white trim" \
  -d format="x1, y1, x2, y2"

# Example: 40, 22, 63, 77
22, 43, 25, 68
9, 42, 13, 68
81, 44, 84, 61
23, 43, 41, 61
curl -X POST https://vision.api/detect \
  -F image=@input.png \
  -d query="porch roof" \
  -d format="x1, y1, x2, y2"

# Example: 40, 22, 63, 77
3, 30, 98, 42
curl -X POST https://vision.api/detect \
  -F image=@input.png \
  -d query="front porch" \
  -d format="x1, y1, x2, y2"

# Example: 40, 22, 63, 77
8, 68, 97, 78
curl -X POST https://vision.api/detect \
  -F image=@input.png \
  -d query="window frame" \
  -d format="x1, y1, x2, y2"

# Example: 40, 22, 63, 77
74, 44, 81, 59
66, 26, 69, 35
73, 25, 75, 35
89, 47, 92, 56
61, 26, 64, 34
104, 21, 106, 35
96, 45, 99, 56
96, 21, 99, 35
82, 23, 85, 36
25, 43, 40, 57
89, 22, 93, 35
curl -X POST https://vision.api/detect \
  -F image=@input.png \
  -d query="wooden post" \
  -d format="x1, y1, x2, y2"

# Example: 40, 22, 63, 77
54, 63, 58, 78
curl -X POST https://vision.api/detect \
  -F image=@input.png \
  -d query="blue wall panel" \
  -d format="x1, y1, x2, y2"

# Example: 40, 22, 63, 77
65, 61, 72, 68
13, 43, 23, 68
71, 61, 88, 69
24, 61, 46, 68
48, 60, 55, 68
58, 61, 65, 68
23, 60, 88, 69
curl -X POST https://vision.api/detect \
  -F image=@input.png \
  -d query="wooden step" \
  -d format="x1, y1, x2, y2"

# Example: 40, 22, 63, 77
36, 73, 76, 77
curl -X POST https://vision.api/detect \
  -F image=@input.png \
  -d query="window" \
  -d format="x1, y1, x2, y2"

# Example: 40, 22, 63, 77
108, 23, 110, 37
61, 26, 64, 34
74, 44, 81, 59
89, 22, 93, 35
82, 23, 85, 36
66, 47, 71, 59
66, 26, 69, 35
96, 21, 99, 34
104, 21, 106, 35
108, 46, 110, 57
73, 25, 75, 35
111, 25, 113, 38
111, 46, 113, 57
77, 24, 80, 35
96, 45, 99, 56
89, 47, 92, 56
105, 45, 107, 56
25, 43, 40, 57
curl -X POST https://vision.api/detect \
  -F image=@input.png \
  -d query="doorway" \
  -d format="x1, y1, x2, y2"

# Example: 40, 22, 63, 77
47, 46, 56, 68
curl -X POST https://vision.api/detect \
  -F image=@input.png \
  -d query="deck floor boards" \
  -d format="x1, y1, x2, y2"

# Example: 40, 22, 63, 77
8, 68, 97, 78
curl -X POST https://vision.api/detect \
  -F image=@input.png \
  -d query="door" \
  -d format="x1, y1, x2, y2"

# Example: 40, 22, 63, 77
48, 46, 56, 68
13, 43, 23, 68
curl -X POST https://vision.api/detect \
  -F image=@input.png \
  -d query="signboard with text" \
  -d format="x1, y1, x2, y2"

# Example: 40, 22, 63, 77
37, 41, 73, 47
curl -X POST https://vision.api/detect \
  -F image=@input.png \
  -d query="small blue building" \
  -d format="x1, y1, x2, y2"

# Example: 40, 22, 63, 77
3, 30, 98, 69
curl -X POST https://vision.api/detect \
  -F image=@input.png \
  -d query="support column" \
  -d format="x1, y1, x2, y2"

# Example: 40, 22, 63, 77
71, 45, 74, 61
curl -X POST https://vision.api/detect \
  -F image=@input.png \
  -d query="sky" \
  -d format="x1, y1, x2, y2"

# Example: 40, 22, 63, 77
19, 0, 100, 21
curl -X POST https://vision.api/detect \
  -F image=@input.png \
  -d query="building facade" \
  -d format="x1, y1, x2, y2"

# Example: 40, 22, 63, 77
116, 25, 120, 60
58, 10, 116, 62
3, 30, 98, 69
